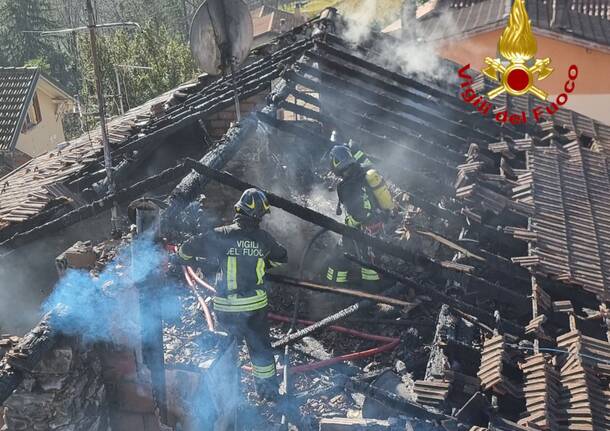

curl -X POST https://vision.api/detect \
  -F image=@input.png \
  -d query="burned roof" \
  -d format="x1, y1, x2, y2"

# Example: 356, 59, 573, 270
0, 67, 39, 151
0, 38, 311, 238
410, 0, 610, 47
5, 9, 610, 430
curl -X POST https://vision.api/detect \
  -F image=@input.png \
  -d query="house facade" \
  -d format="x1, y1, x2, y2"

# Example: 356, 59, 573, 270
0, 67, 75, 174
384, 0, 610, 124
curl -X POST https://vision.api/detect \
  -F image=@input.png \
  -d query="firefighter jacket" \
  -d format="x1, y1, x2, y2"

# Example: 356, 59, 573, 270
337, 167, 383, 228
178, 216, 287, 312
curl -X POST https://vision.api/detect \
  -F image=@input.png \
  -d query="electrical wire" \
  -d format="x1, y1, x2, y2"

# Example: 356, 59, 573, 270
283, 228, 329, 386
507, 343, 610, 365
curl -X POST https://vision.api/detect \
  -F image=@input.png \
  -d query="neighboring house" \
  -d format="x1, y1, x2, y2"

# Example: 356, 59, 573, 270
251, 4, 306, 46
383, 0, 610, 124
0, 67, 75, 174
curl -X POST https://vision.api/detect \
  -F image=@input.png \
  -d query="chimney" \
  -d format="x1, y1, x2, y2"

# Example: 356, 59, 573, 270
295, 2, 302, 21
279, 17, 287, 33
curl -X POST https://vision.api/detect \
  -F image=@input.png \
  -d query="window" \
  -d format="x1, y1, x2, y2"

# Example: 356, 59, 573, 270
22, 92, 43, 132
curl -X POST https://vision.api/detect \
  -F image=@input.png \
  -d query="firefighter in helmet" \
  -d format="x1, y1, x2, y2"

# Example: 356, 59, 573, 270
174, 188, 287, 401
326, 145, 394, 286
330, 130, 373, 169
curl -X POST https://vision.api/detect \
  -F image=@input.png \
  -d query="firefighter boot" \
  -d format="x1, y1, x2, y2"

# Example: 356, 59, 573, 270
255, 375, 280, 402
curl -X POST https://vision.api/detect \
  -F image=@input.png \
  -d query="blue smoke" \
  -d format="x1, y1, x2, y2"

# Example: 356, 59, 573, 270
42, 236, 179, 344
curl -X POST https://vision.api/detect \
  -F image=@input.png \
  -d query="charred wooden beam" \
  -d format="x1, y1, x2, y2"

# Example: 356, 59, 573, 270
425, 304, 457, 380
344, 254, 525, 336
0, 312, 59, 405
268, 274, 414, 307
291, 64, 469, 158
182, 158, 426, 264
287, 87, 321, 108
259, 107, 453, 194
271, 284, 405, 348
287, 69, 464, 166
183, 159, 527, 309
279, 100, 322, 122
0, 164, 189, 253
258, 108, 456, 182
0, 200, 71, 244
317, 37, 515, 140
164, 116, 259, 218
345, 377, 454, 424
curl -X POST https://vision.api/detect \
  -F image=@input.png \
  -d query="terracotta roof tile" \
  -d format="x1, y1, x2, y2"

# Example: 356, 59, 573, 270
0, 68, 39, 151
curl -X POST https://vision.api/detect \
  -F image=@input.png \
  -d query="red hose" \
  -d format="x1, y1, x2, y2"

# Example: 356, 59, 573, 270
243, 313, 399, 375
166, 244, 398, 374
183, 266, 215, 331
166, 243, 216, 330
186, 266, 217, 293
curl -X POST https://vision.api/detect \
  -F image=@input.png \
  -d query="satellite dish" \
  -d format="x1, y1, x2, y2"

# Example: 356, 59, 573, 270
190, 0, 254, 76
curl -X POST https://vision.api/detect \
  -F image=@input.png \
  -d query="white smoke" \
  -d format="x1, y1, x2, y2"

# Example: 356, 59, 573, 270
342, 0, 381, 45
342, 0, 458, 82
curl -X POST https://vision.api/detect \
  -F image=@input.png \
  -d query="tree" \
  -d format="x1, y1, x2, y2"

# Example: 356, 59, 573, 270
78, 21, 198, 121
0, 0, 74, 90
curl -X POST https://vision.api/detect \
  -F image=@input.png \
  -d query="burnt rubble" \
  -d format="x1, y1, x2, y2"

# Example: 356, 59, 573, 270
2, 8, 610, 431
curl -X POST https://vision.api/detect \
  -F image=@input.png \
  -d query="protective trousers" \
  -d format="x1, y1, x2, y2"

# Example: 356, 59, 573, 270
215, 305, 278, 398
326, 236, 380, 285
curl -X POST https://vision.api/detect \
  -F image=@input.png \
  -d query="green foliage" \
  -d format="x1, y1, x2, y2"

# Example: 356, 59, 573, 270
0, 0, 75, 90
78, 21, 198, 119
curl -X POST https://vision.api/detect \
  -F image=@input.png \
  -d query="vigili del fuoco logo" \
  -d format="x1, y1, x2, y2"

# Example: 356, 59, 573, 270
458, 0, 579, 125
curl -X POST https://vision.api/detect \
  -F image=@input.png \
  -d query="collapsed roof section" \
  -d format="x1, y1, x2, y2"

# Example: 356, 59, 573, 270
0, 34, 313, 241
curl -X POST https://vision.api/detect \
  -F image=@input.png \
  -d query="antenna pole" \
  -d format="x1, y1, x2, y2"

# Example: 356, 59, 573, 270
214, 0, 242, 123
230, 63, 241, 123
86, 0, 119, 232
114, 67, 125, 115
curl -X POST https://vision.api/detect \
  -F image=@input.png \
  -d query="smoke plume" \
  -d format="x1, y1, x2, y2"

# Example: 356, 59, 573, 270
342, 0, 457, 82
42, 235, 179, 344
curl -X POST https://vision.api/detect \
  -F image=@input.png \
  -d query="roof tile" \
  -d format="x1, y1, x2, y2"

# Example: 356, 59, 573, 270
0, 67, 39, 151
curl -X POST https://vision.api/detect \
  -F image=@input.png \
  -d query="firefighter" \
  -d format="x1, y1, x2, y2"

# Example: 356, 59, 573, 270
326, 145, 394, 287
329, 130, 373, 168
174, 188, 287, 401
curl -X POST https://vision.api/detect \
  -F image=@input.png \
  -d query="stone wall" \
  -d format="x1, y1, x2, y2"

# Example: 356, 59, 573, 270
2, 337, 107, 431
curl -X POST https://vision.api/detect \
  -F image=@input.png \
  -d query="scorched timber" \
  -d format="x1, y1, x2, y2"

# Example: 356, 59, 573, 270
255, 110, 456, 197
182, 158, 426, 264
272, 284, 405, 348
165, 117, 258, 215
0, 164, 189, 252
317, 37, 509, 139
287, 66, 467, 161
268, 274, 414, 307
344, 254, 525, 336
0, 313, 59, 405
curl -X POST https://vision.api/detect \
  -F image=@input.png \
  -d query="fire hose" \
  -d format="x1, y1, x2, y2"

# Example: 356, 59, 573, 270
241, 312, 399, 375
182, 266, 215, 332
167, 244, 215, 331
167, 242, 399, 374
